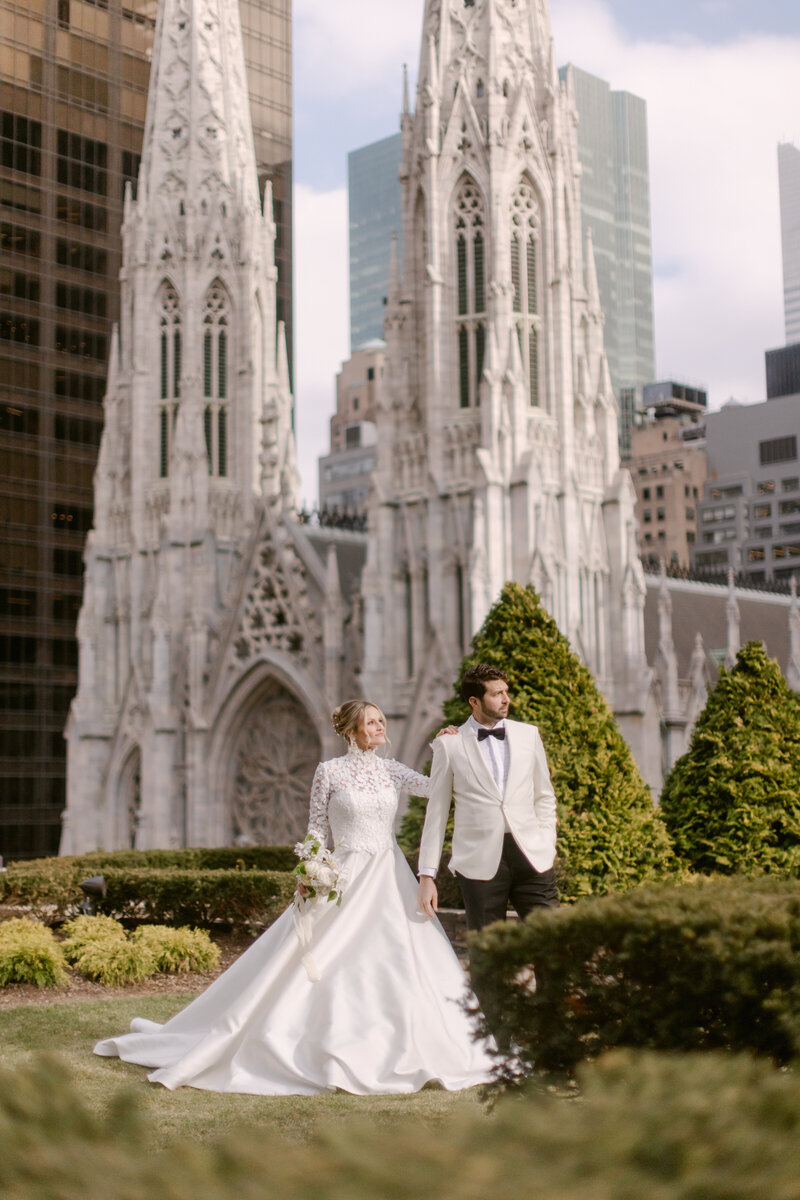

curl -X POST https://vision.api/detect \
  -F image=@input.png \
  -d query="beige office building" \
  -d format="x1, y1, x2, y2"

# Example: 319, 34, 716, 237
628, 413, 707, 568
318, 341, 384, 513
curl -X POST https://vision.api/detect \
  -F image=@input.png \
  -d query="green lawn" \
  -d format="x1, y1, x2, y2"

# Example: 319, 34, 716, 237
0, 994, 487, 1147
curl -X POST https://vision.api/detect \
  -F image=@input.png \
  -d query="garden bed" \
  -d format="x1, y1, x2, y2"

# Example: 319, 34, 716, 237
0, 926, 256, 1009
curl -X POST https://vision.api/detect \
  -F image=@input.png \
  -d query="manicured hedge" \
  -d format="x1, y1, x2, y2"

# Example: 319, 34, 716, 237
74, 846, 299, 872
468, 876, 800, 1078
95, 868, 297, 928
0, 847, 298, 924
660, 641, 800, 876
3, 1052, 800, 1199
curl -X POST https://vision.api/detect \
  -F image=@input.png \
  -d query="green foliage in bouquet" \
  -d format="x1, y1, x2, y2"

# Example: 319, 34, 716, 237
0, 918, 66, 988
400, 583, 675, 898
660, 641, 800, 875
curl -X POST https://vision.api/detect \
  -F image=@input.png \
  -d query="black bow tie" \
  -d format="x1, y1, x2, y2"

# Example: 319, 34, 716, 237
477, 726, 505, 742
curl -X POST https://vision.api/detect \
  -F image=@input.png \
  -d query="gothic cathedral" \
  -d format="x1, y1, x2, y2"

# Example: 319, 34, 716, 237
63, 0, 659, 853
63, 0, 360, 853
361, 0, 649, 764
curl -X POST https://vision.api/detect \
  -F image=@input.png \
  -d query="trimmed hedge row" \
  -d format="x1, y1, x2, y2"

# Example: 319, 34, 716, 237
469, 875, 800, 1078
95, 868, 297, 928
1, 849, 298, 925
2, 848, 458, 924
3, 1052, 800, 1199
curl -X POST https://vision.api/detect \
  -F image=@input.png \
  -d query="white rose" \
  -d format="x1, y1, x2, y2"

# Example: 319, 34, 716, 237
305, 861, 336, 889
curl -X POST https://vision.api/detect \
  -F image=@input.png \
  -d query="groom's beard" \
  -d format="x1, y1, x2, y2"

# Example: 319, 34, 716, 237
476, 700, 509, 724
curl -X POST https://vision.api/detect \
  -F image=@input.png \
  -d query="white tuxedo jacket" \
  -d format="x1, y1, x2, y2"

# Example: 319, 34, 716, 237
419, 718, 558, 880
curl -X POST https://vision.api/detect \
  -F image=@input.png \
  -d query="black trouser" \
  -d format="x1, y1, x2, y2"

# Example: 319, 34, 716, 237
456, 834, 558, 1033
456, 833, 559, 931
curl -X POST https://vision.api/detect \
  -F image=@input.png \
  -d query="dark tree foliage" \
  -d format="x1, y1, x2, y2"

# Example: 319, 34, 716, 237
660, 641, 800, 875
400, 583, 674, 898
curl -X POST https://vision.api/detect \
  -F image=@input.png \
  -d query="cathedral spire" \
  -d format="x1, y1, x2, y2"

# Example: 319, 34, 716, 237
417, 0, 554, 133
140, 0, 260, 216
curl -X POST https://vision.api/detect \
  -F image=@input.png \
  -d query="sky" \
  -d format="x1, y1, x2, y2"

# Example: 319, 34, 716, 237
291, 0, 800, 504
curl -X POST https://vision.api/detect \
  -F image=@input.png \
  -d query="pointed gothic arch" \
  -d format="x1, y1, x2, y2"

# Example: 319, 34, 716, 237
202, 278, 231, 478
208, 663, 325, 847
118, 745, 142, 849
451, 174, 486, 408
157, 280, 181, 478
510, 176, 543, 408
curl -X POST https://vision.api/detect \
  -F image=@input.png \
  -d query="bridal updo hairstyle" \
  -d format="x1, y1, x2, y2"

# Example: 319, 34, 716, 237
332, 699, 389, 748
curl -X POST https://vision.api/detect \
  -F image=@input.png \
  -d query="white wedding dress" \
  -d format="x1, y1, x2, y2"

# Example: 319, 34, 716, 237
94, 744, 495, 1095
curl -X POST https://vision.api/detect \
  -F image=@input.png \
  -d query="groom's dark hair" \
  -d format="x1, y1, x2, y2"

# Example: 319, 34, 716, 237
460, 663, 508, 703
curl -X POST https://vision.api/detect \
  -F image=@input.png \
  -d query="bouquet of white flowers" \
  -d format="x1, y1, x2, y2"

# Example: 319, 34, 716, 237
293, 834, 343, 905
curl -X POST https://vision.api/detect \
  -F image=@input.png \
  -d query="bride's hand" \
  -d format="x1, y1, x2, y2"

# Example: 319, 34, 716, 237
295, 881, 308, 898
435, 726, 458, 737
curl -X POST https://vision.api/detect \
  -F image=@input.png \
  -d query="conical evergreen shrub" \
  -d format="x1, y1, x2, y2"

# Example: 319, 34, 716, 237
400, 583, 675, 898
660, 641, 800, 875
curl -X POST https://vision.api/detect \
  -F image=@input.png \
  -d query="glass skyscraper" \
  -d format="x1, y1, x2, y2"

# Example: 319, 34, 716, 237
558, 65, 655, 456
348, 132, 402, 351
0, 0, 291, 861
779, 141, 800, 346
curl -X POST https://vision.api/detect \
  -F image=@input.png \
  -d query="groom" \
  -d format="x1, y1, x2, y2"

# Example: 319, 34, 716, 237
417, 663, 559, 930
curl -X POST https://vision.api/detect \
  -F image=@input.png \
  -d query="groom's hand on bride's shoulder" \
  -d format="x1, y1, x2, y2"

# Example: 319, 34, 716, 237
418, 875, 439, 918
434, 726, 458, 737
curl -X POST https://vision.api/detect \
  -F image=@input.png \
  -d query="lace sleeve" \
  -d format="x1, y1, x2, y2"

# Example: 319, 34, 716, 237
306, 761, 331, 845
384, 758, 432, 798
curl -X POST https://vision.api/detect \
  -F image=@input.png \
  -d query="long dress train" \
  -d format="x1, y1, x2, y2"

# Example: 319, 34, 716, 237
94, 744, 495, 1095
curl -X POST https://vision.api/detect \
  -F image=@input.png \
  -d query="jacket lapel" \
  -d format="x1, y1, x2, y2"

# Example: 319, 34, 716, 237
503, 721, 525, 799
459, 720, 503, 801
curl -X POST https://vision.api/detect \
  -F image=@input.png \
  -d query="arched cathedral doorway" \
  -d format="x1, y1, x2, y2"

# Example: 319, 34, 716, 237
229, 677, 321, 845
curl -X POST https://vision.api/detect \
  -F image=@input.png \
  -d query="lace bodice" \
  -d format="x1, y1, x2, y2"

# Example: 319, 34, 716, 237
307, 744, 431, 853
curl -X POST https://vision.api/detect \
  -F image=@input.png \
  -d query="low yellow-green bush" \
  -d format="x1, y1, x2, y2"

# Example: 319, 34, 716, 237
60, 915, 220, 984
0, 918, 66, 987
68, 937, 156, 986
60, 914, 127, 960
133, 924, 220, 974
2, 1052, 800, 1199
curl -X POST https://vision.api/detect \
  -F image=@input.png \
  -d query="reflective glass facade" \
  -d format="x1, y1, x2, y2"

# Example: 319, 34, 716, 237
348, 133, 403, 351
0, 0, 292, 860
558, 66, 655, 452
779, 142, 800, 347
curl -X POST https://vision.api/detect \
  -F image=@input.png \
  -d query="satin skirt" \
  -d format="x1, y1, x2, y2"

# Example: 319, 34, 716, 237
93, 843, 495, 1095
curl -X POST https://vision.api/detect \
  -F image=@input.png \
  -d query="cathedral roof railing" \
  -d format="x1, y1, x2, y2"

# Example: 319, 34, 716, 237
295, 506, 368, 534
640, 556, 795, 597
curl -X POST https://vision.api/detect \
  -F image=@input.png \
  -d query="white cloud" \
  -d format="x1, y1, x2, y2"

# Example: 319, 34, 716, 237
293, 0, 799, 501
293, 184, 349, 505
550, 0, 798, 403
294, 0, 423, 100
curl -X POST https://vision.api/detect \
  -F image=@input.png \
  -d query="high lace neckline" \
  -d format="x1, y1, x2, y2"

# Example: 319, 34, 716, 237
346, 740, 378, 761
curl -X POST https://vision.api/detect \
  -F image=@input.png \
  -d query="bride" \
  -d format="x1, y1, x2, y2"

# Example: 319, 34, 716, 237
94, 700, 495, 1095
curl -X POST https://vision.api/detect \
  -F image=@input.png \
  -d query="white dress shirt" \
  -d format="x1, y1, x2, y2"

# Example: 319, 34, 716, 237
468, 714, 509, 795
